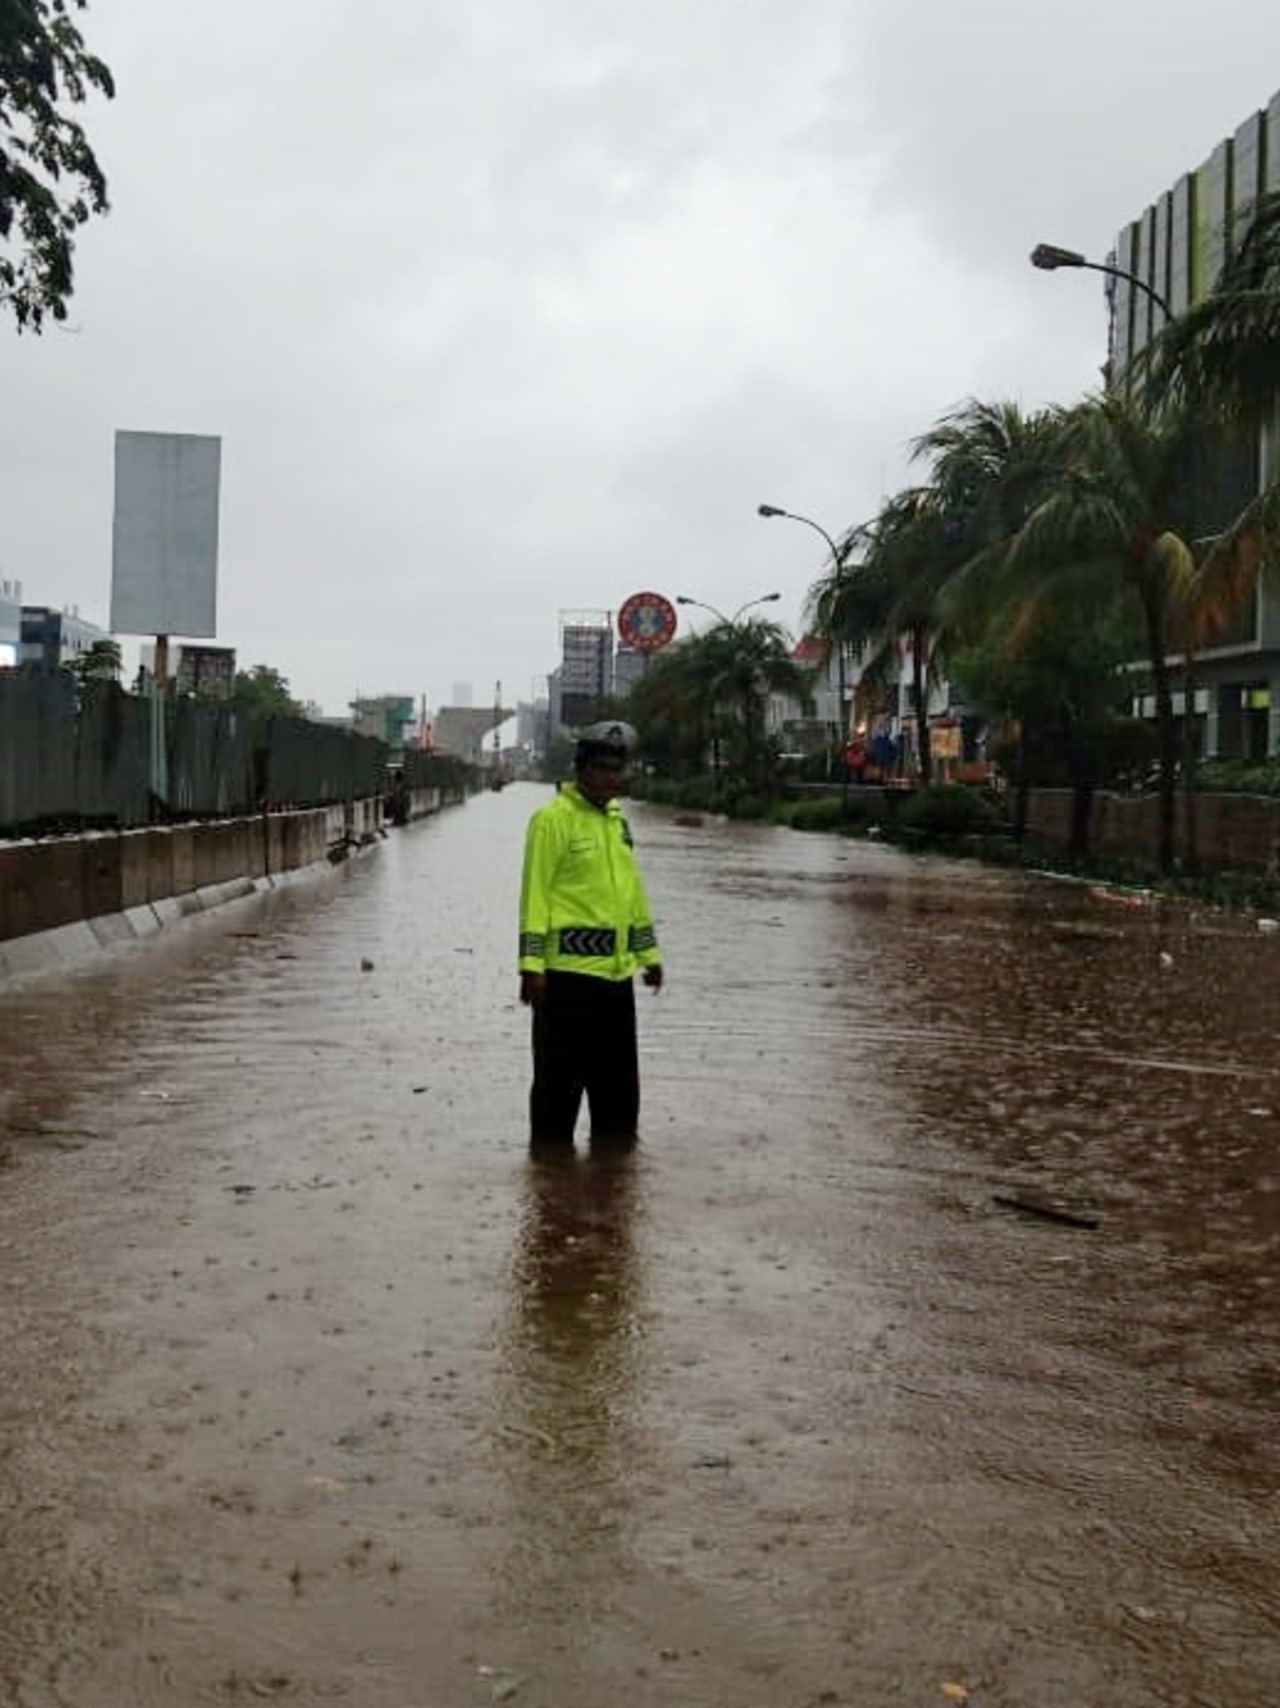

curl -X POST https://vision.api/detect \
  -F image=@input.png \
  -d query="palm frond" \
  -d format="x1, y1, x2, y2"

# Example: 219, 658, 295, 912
1140, 191, 1280, 424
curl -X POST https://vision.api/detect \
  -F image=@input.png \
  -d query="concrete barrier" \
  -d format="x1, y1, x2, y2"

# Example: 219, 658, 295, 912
0, 839, 83, 940
265, 813, 286, 878
81, 836, 123, 923
0, 798, 385, 977
408, 787, 441, 820
120, 830, 152, 911
171, 827, 196, 898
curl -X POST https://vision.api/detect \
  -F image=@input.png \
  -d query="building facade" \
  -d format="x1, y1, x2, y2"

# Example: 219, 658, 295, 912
1109, 87, 1280, 759
0, 578, 21, 666
558, 613, 612, 729
19, 605, 111, 670
177, 644, 236, 701
351, 695, 416, 747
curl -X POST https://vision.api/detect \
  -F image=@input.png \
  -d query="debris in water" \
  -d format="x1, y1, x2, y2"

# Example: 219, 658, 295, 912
1259, 918, 1279, 934
477, 1666, 525, 1701
360, 957, 375, 972
993, 1193, 1100, 1231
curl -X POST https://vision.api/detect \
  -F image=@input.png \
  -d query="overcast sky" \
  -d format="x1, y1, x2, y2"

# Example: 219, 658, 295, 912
4, 1, 1280, 714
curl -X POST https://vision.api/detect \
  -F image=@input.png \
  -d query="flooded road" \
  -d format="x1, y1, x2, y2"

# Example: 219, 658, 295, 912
2, 783, 1279, 1707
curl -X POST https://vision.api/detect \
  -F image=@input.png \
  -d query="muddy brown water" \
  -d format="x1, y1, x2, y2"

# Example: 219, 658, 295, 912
2, 785, 1279, 1707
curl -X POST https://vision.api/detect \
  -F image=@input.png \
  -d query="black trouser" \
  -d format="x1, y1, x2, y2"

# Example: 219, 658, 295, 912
530, 970, 639, 1147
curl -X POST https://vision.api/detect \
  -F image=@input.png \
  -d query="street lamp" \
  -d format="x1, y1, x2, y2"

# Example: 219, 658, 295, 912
1030, 242, 1173, 320
675, 591, 781, 626
757, 503, 851, 799
675, 593, 781, 782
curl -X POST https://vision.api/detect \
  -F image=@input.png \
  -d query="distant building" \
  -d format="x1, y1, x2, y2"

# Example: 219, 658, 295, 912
177, 644, 236, 701
559, 612, 612, 728
0, 577, 21, 667
19, 604, 111, 670
612, 646, 647, 697
351, 695, 416, 747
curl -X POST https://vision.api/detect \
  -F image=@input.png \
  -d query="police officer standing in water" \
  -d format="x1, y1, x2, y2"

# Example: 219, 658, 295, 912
518, 721, 664, 1152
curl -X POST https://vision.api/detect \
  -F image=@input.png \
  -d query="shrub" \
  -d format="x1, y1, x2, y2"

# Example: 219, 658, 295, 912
785, 797, 852, 832
896, 783, 1003, 840
725, 791, 768, 820
1195, 760, 1280, 797
673, 778, 717, 811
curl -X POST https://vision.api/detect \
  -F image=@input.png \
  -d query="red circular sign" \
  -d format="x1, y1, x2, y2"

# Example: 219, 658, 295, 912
617, 591, 677, 653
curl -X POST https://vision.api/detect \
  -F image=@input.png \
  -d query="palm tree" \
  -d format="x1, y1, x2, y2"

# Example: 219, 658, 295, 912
1142, 190, 1280, 432
808, 483, 979, 784
625, 641, 711, 778
699, 617, 814, 788
923, 400, 1119, 844
807, 402, 1059, 785
627, 620, 812, 791
1003, 393, 1254, 871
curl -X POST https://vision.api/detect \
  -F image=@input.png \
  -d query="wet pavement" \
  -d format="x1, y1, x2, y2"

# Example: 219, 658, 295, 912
1, 783, 1279, 1707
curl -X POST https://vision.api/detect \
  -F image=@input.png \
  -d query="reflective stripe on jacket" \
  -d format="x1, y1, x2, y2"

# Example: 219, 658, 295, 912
519, 783, 661, 982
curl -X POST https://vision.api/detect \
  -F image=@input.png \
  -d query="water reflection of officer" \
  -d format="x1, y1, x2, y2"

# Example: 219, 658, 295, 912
496, 1149, 645, 1615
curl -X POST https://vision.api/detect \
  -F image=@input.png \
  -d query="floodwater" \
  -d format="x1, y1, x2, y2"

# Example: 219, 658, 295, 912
1, 785, 1279, 1708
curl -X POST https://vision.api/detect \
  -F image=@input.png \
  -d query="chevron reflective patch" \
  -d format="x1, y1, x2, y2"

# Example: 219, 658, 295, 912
557, 927, 617, 957
519, 932, 547, 958
628, 924, 657, 953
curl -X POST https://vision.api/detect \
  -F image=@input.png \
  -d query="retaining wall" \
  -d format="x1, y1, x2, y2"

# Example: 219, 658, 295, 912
0, 803, 381, 974
1025, 788, 1280, 873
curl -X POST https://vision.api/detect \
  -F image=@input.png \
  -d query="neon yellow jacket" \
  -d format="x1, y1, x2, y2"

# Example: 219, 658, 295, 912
519, 783, 662, 982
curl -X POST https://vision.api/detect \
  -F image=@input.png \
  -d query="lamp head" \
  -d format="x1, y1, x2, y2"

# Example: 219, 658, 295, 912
1030, 243, 1087, 272
757, 503, 785, 518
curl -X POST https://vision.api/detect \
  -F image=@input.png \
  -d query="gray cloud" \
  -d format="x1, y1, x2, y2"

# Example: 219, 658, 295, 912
4, 0, 1279, 711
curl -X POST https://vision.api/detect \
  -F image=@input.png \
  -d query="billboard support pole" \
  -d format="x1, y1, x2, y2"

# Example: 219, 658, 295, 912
154, 632, 169, 688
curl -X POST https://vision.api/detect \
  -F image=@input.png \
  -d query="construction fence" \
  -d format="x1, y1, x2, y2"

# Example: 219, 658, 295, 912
0, 673, 392, 839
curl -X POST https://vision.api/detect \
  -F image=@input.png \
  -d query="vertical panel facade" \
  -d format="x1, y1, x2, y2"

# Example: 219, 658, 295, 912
1169, 173, 1193, 316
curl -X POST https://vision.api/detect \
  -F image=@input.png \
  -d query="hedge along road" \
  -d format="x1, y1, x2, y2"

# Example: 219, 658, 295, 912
1, 782, 1278, 1708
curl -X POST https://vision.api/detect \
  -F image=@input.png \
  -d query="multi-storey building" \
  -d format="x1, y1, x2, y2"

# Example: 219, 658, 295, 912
176, 644, 236, 701
558, 613, 612, 729
19, 605, 112, 670
1108, 88, 1280, 759
351, 695, 416, 747
0, 578, 21, 666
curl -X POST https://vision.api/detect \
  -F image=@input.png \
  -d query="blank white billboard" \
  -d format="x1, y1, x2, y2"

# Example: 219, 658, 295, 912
111, 431, 221, 637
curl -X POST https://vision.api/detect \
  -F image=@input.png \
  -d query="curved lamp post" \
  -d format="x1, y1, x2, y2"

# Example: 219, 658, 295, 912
1030, 242, 1173, 320
674, 592, 781, 781
675, 591, 781, 626
757, 503, 851, 798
